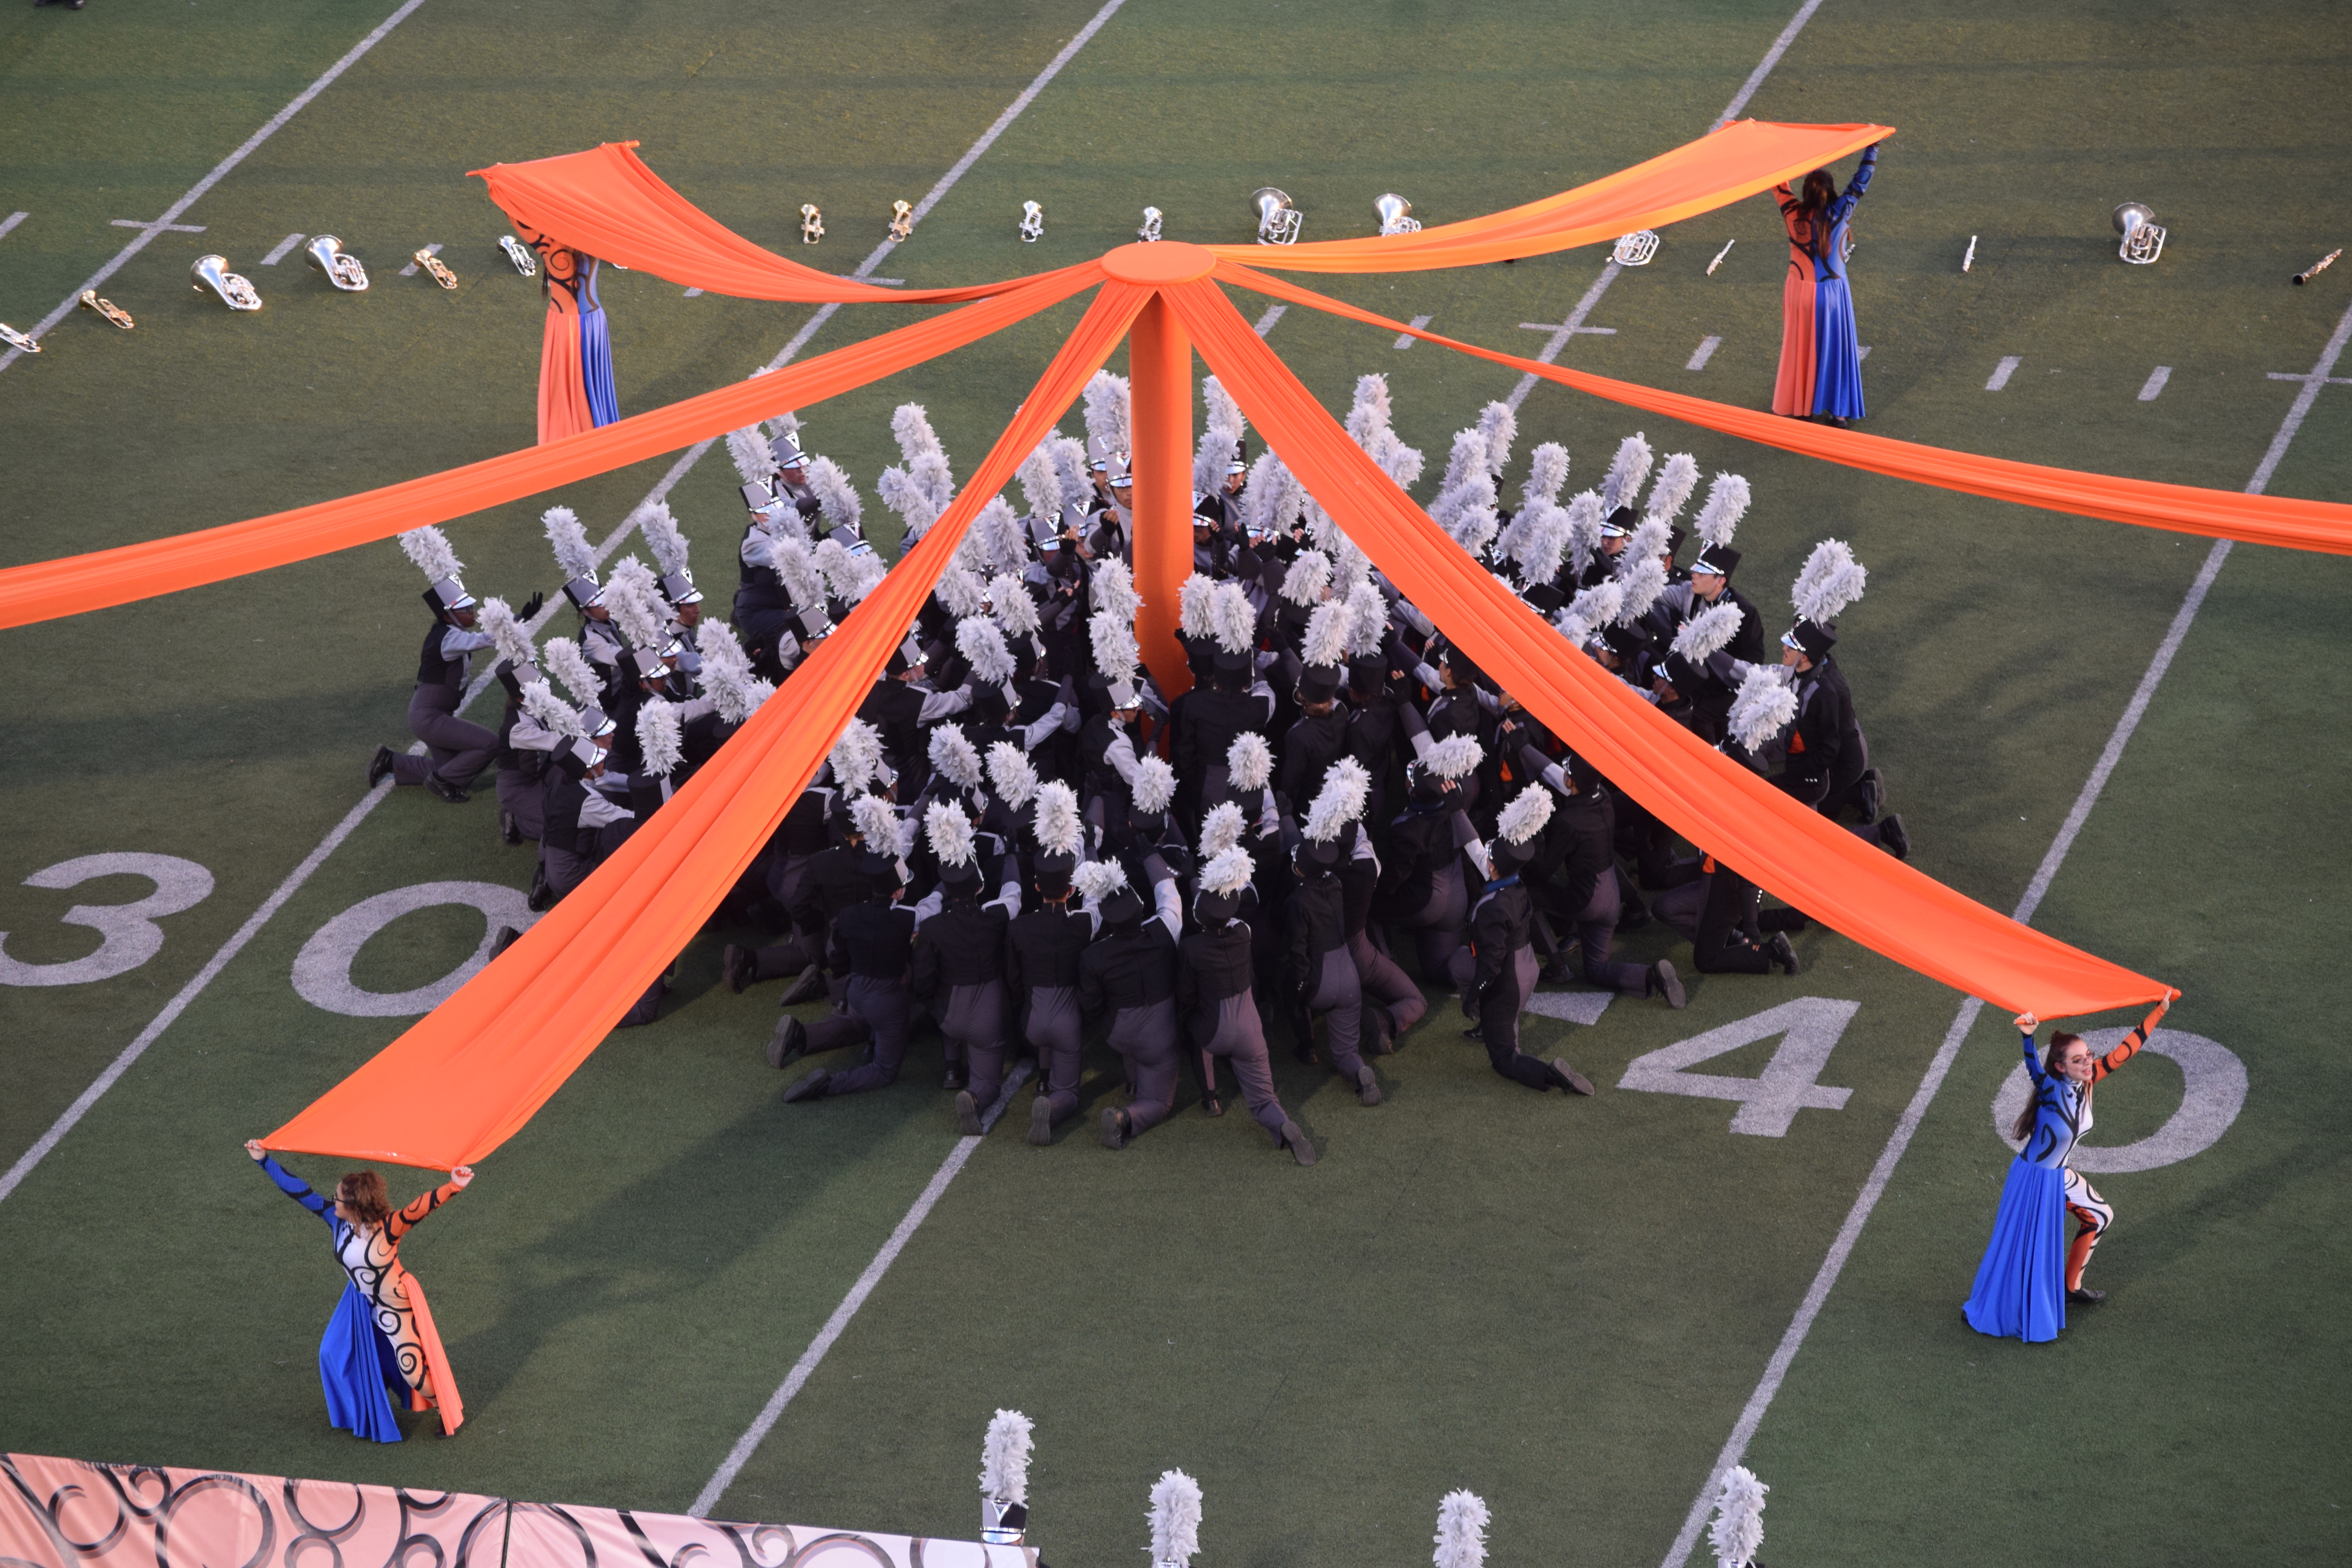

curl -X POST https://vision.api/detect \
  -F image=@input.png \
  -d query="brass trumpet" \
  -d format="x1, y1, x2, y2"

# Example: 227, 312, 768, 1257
0, 322, 39, 354
191, 254, 264, 311
1611, 230, 1661, 267
888, 200, 915, 242
800, 204, 825, 245
414, 248, 459, 289
79, 291, 134, 330
499, 235, 539, 277
1375, 194, 1419, 237
303, 234, 368, 291
1251, 187, 1302, 245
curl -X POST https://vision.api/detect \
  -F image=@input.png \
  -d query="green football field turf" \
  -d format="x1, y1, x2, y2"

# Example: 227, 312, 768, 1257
3, 2, 2349, 1565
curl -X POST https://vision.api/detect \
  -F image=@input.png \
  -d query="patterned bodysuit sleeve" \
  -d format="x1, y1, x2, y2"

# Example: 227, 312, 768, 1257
257, 1153, 332, 1222
2091, 1002, 2164, 1083
383, 1180, 462, 1243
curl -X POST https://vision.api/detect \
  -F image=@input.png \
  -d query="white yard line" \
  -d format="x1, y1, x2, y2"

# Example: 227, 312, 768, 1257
0, 0, 432, 375
0, 0, 1128, 1200
1656, 296, 2352, 1568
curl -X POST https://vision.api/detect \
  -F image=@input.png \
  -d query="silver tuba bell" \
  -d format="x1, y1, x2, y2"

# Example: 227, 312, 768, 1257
1374, 193, 1419, 237
2112, 202, 2165, 264
1019, 200, 1045, 243
303, 234, 368, 291
499, 234, 539, 277
191, 254, 263, 311
1611, 230, 1661, 267
1251, 187, 1303, 245
1138, 206, 1164, 243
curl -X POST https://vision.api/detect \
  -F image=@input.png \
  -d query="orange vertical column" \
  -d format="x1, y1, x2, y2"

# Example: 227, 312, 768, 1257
1125, 290, 1196, 700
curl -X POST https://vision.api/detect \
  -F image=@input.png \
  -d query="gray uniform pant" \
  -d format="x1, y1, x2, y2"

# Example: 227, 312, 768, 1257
541, 841, 595, 899
1302, 946, 1367, 1080
1200, 993, 1289, 1135
1480, 944, 1551, 1090
940, 980, 1008, 1111
825, 976, 911, 1096
1024, 986, 1084, 1125
751, 854, 823, 978
495, 766, 547, 840
1348, 929, 1427, 1035
1108, 998, 1180, 1135
1574, 873, 1652, 993
1399, 862, 1469, 986
805, 969, 875, 1054
391, 684, 496, 789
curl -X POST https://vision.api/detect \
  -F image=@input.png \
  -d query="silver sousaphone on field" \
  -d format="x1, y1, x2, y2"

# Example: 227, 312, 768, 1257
2112, 202, 2165, 264
1375, 193, 1420, 236
1251, 187, 1302, 245
191, 254, 263, 311
303, 234, 368, 291
1612, 230, 1661, 266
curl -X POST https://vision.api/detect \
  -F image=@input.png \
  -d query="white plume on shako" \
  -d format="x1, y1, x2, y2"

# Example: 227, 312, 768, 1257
1032, 781, 1082, 858
1494, 782, 1554, 848
1599, 431, 1655, 515
1792, 537, 1869, 625
1694, 471, 1751, 546
986, 740, 1039, 808
539, 507, 596, 583
1728, 666, 1799, 754
1672, 600, 1746, 663
977, 1409, 1034, 1507
1227, 732, 1274, 791
1423, 733, 1485, 781
1563, 490, 1606, 576
1644, 451, 1700, 526
957, 616, 1017, 690
1306, 756, 1371, 841
1555, 579, 1623, 643
632, 500, 691, 578
990, 572, 1041, 639
1280, 549, 1332, 606
828, 718, 886, 791
636, 699, 684, 779
541, 637, 602, 707
1432, 1490, 1490, 1568
1093, 556, 1141, 624
1146, 1470, 1202, 1568
1197, 846, 1254, 903
925, 799, 978, 870
1198, 800, 1248, 858
519, 681, 584, 739
477, 596, 538, 672
928, 724, 985, 791
1131, 754, 1177, 815
849, 792, 901, 851
1178, 572, 1218, 641
1072, 858, 1128, 905
1210, 581, 1258, 657
1302, 601, 1351, 671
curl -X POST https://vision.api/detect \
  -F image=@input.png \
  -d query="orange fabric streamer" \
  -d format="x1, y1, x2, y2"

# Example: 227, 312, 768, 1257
0, 267, 1098, 630
1160, 272, 2175, 1019
1216, 261, 2352, 555
259, 281, 1155, 1171
399, 1268, 464, 1435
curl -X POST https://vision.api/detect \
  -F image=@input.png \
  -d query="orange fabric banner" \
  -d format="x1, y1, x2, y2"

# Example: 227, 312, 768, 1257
1162, 274, 2175, 1019
0, 268, 1098, 630
1216, 261, 2352, 555
260, 280, 1152, 1171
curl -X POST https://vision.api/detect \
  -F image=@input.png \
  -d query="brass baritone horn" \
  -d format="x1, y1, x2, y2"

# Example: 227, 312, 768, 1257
303, 234, 368, 291
499, 235, 539, 277
889, 200, 915, 242
414, 249, 459, 289
191, 254, 263, 311
1251, 187, 1302, 245
2112, 202, 2165, 265
1375, 194, 1419, 237
1138, 207, 1163, 243
800, 204, 825, 245
1019, 201, 1044, 243
79, 291, 134, 330
1611, 230, 1661, 267
0, 321, 38, 354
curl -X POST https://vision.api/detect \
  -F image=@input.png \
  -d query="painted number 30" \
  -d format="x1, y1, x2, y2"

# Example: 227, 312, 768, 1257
0, 853, 216, 987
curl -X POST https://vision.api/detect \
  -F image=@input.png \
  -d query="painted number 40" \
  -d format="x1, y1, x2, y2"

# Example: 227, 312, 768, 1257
1617, 997, 1858, 1137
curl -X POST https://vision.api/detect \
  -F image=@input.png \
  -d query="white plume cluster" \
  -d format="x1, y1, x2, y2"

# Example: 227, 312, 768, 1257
1303, 601, 1351, 670
520, 681, 584, 738
637, 699, 684, 779
1644, 451, 1700, 526
1707, 1466, 1768, 1568
1178, 573, 1218, 640
891, 404, 955, 509
1073, 858, 1128, 905
1728, 666, 1798, 753
1131, 754, 1177, 815
978, 1410, 1034, 1506
1423, 733, 1484, 780
764, 407, 802, 446
1345, 580, 1390, 657
1615, 555, 1669, 622
697, 621, 766, 724
1082, 370, 1132, 461
1093, 556, 1141, 624
832, 538, 890, 602
1198, 800, 1247, 859
542, 637, 601, 706
1520, 442, 1571, 508
1033, 781, 1082, 858
991, 573, 1041, 640
936, 563, 988, 619
1090, 613, 1140, 691
1617, 515, 1671, 578
1210, 581, 1257, 657
1347, 372, 1425, 489
975, 496, 1030, 575
1477, 401, 1518, 476
1039, 431, 1092, 514
1600, 431, 1655, 514
1430, 426, 1500, 554
1227, 732, 1274, 791
879, 464, 944, 543
726, 425, 776, 488
829, 717, 886, 792
604, 558, 670, 651
926, 799, 978, 869
1556, 580, 1624, 644
1503, 501, 1571, 585
542, 506, 597, 581
1195, 374, 1247, 493
986, 740, 1039, 807
633, 501, 691, 577
929, 723, 985, 790
398, 524, 464, 584
1147, 1470, 1202, 1567
1197, 846, 1254, 900
1306, 756, 1371, 840
1791, 538, 1867, 624
1280, 549, 1332, 606
850, 793, 901, 850
1672, 601, 1745, 663
766, 534, 828, 609
478, 596, 538, 671
958, 616, 1017, 689
1433, 1490, 1490, 1568
1245, 451, 1306, 537
1495, 782, 1554, 846
806, 456, 864, 535
1564, 490, 1605, 576
1694, 472, 1750, 546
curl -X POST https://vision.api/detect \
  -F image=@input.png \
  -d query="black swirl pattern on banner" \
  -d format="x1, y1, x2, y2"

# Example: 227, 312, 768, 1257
154, 1473, 275, 1568
280, 1478, 367, 1568
383, 1490, 506, 1568
507, 1503, 598, 1568
784, 1534, 896, 1568
615, 1510, 714, 1568
710, 1521, 796, 1568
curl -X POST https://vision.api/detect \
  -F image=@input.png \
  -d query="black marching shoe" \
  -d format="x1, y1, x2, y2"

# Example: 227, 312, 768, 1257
955, 1090, 984, 1137
1355, 1062, 1382, 1107
367, 745, 396, 788
1878, 813, 1911, 861
1027, 1095, 1055, 1147
499, 809, 522, 846
487, 926, 523, 960
1099, 1107, 1131, 1150
942, 1061, 969, 1092
1461, 1022, 1485, 1042
1650, 959, 1687, 1009
777, 963, 826, 1006
780, 1067, 829, 1103
1200, 1091, 1225, 1118
1858, 766, 1886, 825
767, 1014, 808, 1070
1364, 1001, 1397, 1055
720, 944, 754, 994
1768, 932, 1801, 975
425, 773, 470, 805
2067, 1286, 2106, 1305
526, 860, 553, 913
1549, 1058, 1595, 1096
1278, 1119, 1317, 1166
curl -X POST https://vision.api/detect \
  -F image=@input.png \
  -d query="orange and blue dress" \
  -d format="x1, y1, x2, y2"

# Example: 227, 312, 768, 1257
255, 1153, 466, 1441
517, 222, 620, 446
1771, 146, 1876, 421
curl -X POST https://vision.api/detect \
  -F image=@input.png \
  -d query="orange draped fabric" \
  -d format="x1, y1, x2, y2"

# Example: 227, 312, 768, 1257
259, 281, 1155, 1171
1216, 262, 2352, 555
0, 267, 1098, 630
1159, 271, 2174, 1019
535, 298, 596, 446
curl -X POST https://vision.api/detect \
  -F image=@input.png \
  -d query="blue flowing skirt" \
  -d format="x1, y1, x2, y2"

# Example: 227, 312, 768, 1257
318, 1280, 407, 1442
579, 307, 619, 428
1962, 1157, 2068, 1343
1810, 277, 1865, 420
